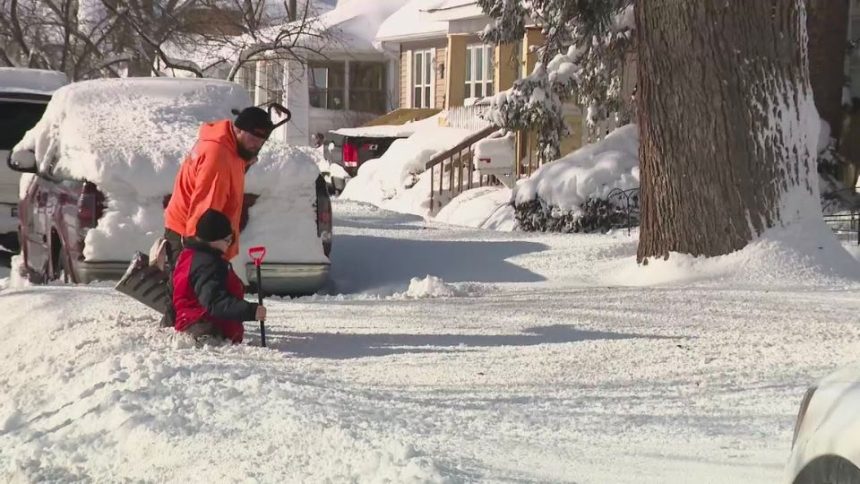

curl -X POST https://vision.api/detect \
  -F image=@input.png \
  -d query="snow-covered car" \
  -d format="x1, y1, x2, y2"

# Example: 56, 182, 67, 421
7, 77, 332, 295
785, 363, 860, 483
0, 68, 67, 253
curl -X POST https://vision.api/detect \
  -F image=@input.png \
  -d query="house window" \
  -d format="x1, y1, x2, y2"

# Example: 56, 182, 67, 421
349, 62, 386, 114
309, 62, 346, 110
264, 61, 284, 105
412, 49, 433, 108
465, 44, 494, 99
237, 64, 257, 102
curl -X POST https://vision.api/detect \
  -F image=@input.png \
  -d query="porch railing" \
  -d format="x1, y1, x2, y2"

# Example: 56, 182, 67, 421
823, 211, 860, 245
426, 125, 498, 213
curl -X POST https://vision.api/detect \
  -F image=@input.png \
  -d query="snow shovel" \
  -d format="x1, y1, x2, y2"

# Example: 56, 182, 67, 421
114, 248, 170, 315
249, 246, 267, 347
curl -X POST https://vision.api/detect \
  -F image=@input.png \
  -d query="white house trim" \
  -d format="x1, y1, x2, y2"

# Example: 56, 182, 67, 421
429, 47, 437, 108
406, 49, 413, 108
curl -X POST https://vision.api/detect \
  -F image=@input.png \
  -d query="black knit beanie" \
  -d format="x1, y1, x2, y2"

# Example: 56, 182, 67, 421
195, 209, 233, 242
234, 106, 274, 139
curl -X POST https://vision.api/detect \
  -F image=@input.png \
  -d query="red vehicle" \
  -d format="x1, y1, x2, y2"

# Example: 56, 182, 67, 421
7, 78, 333, 296
8, 164, 332, 292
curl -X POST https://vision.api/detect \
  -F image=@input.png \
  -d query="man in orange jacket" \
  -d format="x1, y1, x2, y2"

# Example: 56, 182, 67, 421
160, 106, 274, 327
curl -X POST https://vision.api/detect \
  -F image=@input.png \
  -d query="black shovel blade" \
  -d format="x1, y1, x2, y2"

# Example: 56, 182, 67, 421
114, 252, 170, 315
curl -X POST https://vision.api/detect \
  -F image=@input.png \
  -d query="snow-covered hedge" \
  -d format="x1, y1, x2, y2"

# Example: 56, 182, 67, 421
512, 124, 639, 233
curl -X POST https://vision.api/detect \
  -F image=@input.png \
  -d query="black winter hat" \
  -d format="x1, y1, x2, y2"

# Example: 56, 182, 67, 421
195, 209, 233, 242
234, 106, 274, 139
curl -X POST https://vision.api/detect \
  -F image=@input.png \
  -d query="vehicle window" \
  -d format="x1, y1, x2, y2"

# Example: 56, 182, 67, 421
0, 100, 48, 150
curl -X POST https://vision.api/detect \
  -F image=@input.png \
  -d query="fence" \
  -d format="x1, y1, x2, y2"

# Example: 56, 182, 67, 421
823, 212, 860, 245
606, 187, 641, 235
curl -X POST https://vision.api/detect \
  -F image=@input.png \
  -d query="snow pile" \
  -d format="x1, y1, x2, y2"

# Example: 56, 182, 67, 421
399, 275, 456, 298
0, 287, 450, 482
474, 130, 515, 168
435, 187, 516, 231
13, 78, 326, 269
339, 126, 475, 213
0, 68, 67, 95
514, 124, 639, 211
599, 217, 860, 288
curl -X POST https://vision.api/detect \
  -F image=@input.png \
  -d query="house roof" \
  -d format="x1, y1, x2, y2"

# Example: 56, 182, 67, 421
315, 0, 410, 53
375, 0, 450, 43
425, 0, 484, 22
248, 0, 408, 55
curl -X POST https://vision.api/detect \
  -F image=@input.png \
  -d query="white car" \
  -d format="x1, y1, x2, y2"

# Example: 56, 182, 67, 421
7, 77, 332, 295
0, 68, 67, 253
785, 363, 860, 483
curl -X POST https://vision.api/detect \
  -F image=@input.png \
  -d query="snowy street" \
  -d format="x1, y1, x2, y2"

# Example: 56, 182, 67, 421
2, 199, 859, 483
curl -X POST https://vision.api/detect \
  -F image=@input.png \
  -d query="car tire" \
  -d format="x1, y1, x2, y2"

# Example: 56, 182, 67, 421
795, 456, 860, 484
50, 235, 72, 284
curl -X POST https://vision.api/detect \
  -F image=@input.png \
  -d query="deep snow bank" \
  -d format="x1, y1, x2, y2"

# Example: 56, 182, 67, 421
599, 217, 860, 288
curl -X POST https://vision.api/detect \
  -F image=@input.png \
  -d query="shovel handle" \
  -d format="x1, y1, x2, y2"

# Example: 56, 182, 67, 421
257, 262, 266, 347
248, 246, 267, 347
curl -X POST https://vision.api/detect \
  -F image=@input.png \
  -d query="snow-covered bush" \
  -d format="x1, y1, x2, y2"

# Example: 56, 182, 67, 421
515, 195, 635, 233
512, 124, 639, 233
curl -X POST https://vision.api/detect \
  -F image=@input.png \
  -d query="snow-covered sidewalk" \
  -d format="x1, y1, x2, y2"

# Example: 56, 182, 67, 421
1, 199, 859, 483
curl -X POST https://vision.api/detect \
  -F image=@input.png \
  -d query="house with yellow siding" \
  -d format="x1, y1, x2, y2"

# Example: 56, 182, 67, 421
375, 0, 585, 161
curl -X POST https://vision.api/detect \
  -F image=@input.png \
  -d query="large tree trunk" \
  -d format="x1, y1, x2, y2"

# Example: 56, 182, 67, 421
806, 0, 850, 139
636, 0, 820, 263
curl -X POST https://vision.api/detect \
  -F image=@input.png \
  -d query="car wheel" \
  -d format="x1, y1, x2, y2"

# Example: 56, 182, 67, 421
795, 456, 860, 484
51, 236, 73, 284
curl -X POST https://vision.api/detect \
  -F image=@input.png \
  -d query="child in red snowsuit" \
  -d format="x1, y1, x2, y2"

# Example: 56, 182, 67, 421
172, 209, 265, 343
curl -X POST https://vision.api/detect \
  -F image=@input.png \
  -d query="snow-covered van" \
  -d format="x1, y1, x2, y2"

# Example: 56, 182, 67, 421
785, 363, 860, 483
0, 68, 68, 253
7, 77, 332, 295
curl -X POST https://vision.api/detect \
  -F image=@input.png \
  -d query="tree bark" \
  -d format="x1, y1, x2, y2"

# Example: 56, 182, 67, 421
806, 0, 849, 139
636, 0, 820, 262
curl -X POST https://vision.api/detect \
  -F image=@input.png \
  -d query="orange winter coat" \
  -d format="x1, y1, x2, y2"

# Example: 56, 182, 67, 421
165, 120, 246, 260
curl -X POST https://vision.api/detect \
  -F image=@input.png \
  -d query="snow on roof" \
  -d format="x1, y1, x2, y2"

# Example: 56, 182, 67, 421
312, 0, 409, 53
425, 0, 484, 22
513, 124, 640, 213
376, 0, 449, 42
0, 68, 68, 96
241, 0, 408, 57
159, 1, 340, 73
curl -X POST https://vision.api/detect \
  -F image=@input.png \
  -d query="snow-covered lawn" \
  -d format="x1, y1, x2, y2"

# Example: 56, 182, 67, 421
1, 199, 859, 483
